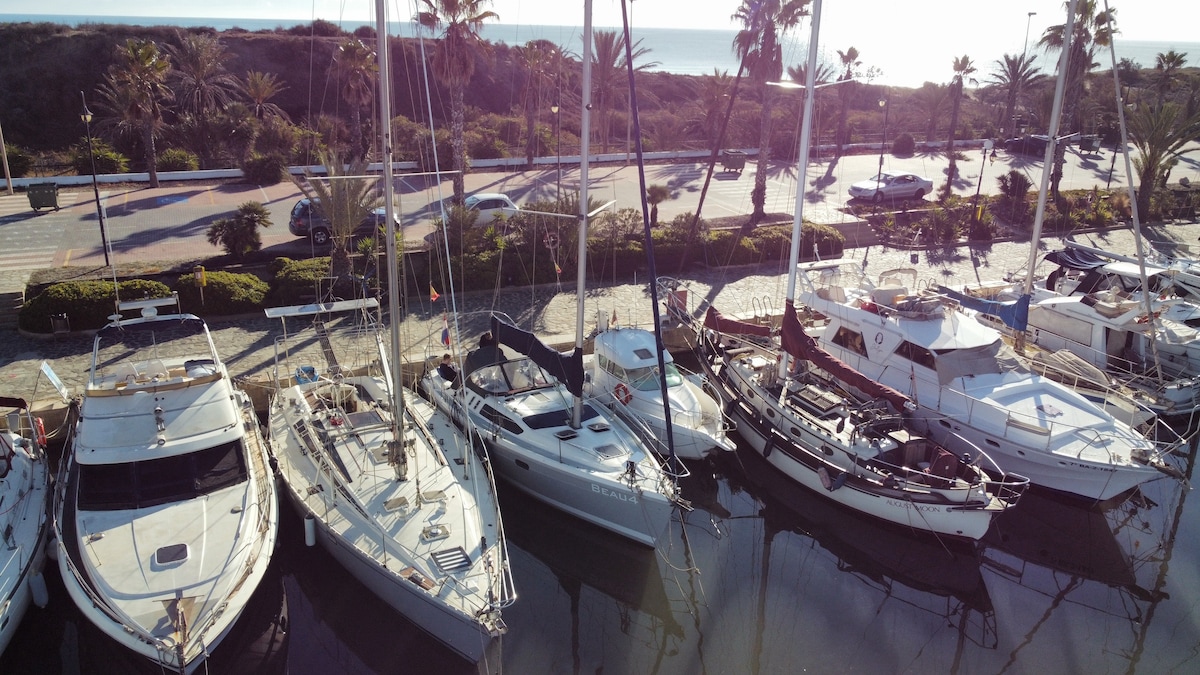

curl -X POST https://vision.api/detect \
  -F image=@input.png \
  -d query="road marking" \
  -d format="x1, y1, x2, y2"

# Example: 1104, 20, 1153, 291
157, 195, 189, 206
0, 245, 58, 271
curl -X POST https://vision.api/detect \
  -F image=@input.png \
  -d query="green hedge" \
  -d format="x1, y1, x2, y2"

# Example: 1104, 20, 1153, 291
19, 279, 172, 332
175, 270, 269, 314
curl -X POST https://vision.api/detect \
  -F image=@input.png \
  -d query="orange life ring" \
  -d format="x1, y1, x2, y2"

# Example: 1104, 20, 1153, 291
614, 383, 633, 405
34, 417, 47, 447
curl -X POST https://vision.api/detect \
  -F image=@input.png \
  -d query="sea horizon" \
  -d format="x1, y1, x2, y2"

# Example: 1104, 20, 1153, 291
3, 13, 1199, 89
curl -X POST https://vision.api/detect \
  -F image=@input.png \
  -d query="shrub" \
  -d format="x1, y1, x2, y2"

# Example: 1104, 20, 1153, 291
19, 279, 172, 332
269, 256, 331, 304
891, 132, 916, 156
175, 270, 269, 314
997, 170, 1033, 200
4, 144, 32, 177
242, 153, 287, 185
207, 201, 272, 260
71, 137, 129, 175
799, 222, 845, 260
158, 148, 199, 172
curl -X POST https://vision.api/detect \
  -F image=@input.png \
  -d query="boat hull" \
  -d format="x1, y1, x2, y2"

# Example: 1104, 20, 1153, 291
276, 484, 499, 663
484, 439, 675, 548
722, 379, 998, 540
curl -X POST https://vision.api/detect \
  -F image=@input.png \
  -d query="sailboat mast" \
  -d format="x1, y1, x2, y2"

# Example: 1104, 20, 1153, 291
1021, 1, 1077, 299
572, 0, 595, 428
375, 1, 407, 464
778, 0, 823, 380
1100, 0, 1163, 373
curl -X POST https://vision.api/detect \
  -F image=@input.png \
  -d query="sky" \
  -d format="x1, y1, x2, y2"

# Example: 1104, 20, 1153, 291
19, 1, 1200, 88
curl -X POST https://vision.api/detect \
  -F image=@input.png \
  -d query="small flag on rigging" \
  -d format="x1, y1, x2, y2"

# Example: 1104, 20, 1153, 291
441, 314, 451, 346
430, 284, 440, 302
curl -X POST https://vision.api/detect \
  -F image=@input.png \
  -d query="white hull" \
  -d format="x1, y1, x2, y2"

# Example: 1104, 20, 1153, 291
484, 436, 675, 547
728, 400, 996, 539
425, 360, 676, 549
54, 308, 279, 674
278, 484, 500, 662
798, 264, 1169, 502
0, 429, 51, 657
267, 358, 510, 664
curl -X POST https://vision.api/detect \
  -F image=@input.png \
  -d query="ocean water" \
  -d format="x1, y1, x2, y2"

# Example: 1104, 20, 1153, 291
3, 14, 1198, 88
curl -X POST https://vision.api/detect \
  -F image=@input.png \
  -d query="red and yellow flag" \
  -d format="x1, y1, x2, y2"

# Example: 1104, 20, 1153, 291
430, 284, 440, 302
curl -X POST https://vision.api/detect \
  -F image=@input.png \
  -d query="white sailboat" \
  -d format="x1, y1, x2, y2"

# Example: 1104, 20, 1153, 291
264, 2, 513, 663
0, 396, 51, 657
54, 295, 279, 673
422, 0, 679, 547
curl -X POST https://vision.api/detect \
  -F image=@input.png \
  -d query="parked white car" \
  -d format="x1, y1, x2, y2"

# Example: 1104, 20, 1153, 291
847, 172, 933, 203
465, 192, 518, 224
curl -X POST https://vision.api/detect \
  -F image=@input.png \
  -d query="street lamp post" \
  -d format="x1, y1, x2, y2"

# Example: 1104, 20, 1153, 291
973, 139, 995, 224
551, 101, 561, 200
80, 91, 111, 267
874, 96, 889, 216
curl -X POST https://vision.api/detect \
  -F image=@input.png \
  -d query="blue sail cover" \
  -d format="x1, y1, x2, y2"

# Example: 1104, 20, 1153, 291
490, 315, 585, 398
937, 286, 1029, 331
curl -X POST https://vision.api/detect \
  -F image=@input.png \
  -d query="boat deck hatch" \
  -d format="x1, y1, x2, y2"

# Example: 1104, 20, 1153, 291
421, 524, 451, 542
555, 429, 578, 440
788, 384, 843, 417
154, 543, 189, 566
587, 422, 611, 432
432, 546, 472, 573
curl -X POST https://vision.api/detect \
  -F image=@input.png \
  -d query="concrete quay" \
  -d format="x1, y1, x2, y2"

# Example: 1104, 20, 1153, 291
3, 221, 1199, 425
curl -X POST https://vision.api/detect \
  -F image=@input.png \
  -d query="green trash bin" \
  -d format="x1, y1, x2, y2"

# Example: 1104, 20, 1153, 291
27, 183, 59, 212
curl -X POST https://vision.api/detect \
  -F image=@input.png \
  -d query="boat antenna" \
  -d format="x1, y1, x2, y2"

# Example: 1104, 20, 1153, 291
1017, 0, 1077, 353
571, 0, 595, 429
619, 0, 678, 467
778, 0, 823, 381
1100, 0, 1164, 379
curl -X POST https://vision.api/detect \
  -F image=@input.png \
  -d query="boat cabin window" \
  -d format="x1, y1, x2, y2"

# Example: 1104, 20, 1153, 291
481, 405, 523, 434
77, 441, 248, 511
830, 326, 868, 357
599, 354, 683, 391
894, 340, 936, 370
523, 404, 602, 430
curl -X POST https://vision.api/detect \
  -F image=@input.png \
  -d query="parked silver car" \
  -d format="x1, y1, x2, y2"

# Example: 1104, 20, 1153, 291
847, 171, 933, 203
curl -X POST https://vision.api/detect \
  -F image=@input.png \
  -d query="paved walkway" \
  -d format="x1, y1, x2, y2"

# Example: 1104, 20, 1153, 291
4, 220, 1200, 417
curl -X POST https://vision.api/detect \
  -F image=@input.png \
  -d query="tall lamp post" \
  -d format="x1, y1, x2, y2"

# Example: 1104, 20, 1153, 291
973, 139, 995, 224
551, 101, 561, 200
874, 96, 889, 216
80, 92, 111, 267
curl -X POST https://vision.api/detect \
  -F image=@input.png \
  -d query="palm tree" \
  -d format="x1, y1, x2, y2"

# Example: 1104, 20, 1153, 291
514, 39, 557, 169
833, 47, 860, 157
243, 71, 291, 122
1037, 0, 1116, 133
943, 54, 976, 194
97, 38, 173, 188
1127, 102, 1200, 218
911, 83, 949, 148
295, 155, 379, 289
333, 39, 378, 161
693, 69, 734, 149
165, 33, 240, 169
1151, 50, 1189, 107
987, 52, 1044, 138
417, 0, 497, 205
732, 0, 810, 223
591, 30, 658, 154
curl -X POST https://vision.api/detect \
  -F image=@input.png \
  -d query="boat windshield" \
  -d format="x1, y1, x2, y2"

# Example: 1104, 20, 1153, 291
467, 358, 555, 395
77, 441, 248, 511
625, 363, 684, 391
932, 339, 1030, 385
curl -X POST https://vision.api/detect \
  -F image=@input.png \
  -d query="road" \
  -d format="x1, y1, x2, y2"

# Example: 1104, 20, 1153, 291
0, 143, 1149, 272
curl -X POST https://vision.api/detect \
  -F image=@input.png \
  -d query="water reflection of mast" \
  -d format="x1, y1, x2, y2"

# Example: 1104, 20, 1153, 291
1123, 439, 1198, 671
